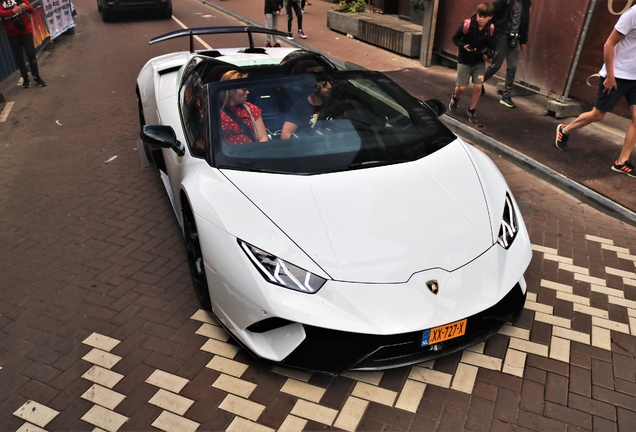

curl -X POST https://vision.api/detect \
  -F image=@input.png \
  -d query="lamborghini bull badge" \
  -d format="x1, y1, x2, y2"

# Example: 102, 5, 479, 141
426, 280, 439, 295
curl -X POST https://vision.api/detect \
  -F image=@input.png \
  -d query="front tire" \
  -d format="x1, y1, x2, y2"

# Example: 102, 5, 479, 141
183, 202, 212, 310
101, 10, 114, 22
160, 6, 172, 19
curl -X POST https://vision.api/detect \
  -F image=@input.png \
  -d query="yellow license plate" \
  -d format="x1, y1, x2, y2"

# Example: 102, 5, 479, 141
421, 319, 467, 347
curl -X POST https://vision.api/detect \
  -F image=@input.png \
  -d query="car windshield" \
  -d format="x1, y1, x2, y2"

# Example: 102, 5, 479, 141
209, 70, 456, 174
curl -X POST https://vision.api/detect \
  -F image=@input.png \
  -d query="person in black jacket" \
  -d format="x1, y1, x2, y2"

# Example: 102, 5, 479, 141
483, 0, 532, 108
449, 3, 495, 124
264, 0, 284, 47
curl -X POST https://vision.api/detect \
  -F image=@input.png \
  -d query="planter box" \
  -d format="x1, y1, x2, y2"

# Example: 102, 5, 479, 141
327, 11, 422, 58
410, 8, 424, 26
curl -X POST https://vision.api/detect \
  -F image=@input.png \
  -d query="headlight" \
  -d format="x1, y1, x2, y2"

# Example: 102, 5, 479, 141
239, 241, 327, 293
497, 192, 518, 249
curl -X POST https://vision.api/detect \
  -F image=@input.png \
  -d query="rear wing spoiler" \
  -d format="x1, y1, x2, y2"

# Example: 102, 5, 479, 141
149, 26, 290, 53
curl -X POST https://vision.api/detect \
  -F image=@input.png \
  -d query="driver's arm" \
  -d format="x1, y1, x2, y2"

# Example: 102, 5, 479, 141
255, 117, 269, 142
281, 121, 298, 139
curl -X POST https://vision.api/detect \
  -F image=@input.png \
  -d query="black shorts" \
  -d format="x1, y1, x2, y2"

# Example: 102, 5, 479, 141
594, 76, 636, 112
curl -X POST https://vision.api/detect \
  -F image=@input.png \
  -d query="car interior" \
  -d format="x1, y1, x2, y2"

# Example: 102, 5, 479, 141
178, 50, 453, 174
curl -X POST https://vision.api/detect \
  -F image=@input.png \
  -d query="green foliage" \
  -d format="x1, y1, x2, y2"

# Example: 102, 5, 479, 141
410, 0, 425, 10
334, 0, 367, 13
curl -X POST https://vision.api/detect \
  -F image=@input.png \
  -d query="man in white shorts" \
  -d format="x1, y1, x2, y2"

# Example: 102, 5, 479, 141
555, 5, 636, 178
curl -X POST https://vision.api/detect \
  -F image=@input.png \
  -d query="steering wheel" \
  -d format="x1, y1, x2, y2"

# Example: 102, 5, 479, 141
318, 100, 351, 121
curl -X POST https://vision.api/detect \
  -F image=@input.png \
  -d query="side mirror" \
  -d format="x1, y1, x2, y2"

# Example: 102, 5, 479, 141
141, 125, 185, 157
422, 98, 446, 117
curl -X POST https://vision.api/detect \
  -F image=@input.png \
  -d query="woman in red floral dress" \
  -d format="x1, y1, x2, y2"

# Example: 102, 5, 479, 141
220, 70, 269, 145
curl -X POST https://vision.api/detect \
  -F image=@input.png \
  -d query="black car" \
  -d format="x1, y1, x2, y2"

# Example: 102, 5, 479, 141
97, 0, 172, 22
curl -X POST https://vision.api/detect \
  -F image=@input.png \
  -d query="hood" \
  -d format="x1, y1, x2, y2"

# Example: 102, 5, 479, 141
223, 141, 493, 283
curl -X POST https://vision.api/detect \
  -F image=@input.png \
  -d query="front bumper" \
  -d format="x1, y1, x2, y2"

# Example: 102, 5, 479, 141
195, 208, 532, 374
278, 281, 526, 374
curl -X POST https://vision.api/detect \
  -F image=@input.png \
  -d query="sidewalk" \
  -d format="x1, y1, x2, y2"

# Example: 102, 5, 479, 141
202, 0, 636, 226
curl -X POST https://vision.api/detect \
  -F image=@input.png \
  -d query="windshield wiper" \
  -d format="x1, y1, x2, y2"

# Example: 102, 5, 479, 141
218, 165, 274, 174
348, 159, 412, 169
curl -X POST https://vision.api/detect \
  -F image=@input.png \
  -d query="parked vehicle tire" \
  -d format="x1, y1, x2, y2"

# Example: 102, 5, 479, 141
101, 10, 114, 22
161, 6, 172, 19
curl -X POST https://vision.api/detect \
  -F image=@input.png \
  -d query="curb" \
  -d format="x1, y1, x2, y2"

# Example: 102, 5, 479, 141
201, 0, 636, 228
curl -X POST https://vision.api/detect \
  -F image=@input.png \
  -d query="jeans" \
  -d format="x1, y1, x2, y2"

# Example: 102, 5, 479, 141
265, 13, 280, 44
286, 1, 302, 33
8, 33, 40, 80
484, 35, 521, 99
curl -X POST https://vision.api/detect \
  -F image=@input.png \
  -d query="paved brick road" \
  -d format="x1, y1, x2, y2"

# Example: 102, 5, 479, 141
0, 1, 635, 430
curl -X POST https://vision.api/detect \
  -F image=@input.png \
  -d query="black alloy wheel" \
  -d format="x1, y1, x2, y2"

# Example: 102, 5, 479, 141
183, 203, 212, 310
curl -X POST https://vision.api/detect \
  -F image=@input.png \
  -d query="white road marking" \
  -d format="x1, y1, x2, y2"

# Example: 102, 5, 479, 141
172, 16, 213, 50
0, 101, 14, 122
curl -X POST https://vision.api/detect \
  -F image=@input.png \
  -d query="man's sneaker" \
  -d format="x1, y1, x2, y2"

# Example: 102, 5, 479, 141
611, 160, 636, 178
286, 32, 294, 39
449, 94, 459, 113
22, 79, 30, 89
500, 96, 516, 108
298, 29, 307, 39
266, 42, 272, 48
34, 76, 46, 87
274, 43, 281, 47
555, 123, 569, 151
467, 108, 478, 123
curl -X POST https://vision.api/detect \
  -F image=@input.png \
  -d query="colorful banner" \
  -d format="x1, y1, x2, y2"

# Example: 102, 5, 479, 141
31, 5, 50, 48
42, 0, 74, 40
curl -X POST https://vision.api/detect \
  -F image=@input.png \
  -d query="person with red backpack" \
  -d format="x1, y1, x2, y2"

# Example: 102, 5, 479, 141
449, 3, 495, 123
0, 0, 46, 88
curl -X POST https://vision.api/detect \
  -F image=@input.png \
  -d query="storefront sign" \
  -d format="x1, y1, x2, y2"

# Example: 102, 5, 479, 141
607, 0, 634, 14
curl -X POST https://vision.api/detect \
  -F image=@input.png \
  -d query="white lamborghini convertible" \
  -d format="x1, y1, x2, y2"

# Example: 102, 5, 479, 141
137, 27, 532, 374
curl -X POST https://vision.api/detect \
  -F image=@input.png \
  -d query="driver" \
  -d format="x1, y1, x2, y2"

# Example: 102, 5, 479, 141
281, 75, 332, 139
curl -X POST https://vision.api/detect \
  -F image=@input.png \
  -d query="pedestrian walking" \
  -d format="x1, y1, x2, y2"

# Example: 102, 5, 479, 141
555, 5, 636, 178
448, 3, 495, 124
0, 0, 46, 88
284, 0, 306, 40
483, 0, 531, 108
265, 0, 283, 47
